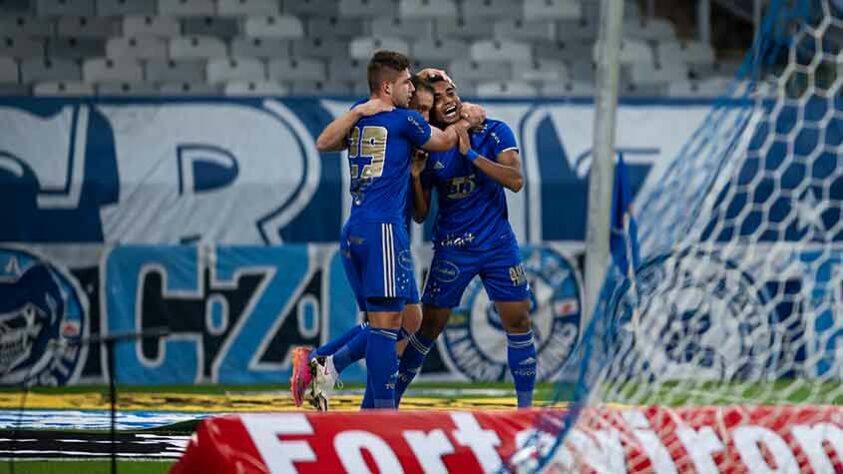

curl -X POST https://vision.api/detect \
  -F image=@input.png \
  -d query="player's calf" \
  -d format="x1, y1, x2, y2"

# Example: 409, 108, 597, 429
498, 300, 537, 408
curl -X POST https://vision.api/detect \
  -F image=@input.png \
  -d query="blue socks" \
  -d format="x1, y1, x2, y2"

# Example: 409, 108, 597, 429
366, 328, 399, 409
332, 324, 370, 373
312, 322, 368, 360
394, 332, 434, 407
507, 331, 537, 408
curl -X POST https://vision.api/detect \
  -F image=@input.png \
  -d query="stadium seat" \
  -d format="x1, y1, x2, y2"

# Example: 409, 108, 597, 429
0, 0, 33, 15
533, 39, 592, 62
217, 0, 279, 16
169, 36, 227, 59
398, 0, 457, 19
267, 57, 326, 81
96, 81, 159, 96
157, 0, 215, 16
556, 19, 599, 40
658, 40, 715, 67
630, 61, 688, 86
620, 81, 665, 97
49, 38, 106, 59
567, 59, 596, 81
231, 37, 291, 58
288, 79, 352, 95
0, 16, 53, 37
523, 0, 581, 21
106, 37, 168, 59
349, 37, 409, 59
0, 57, 19, 83
123, 16, 181, 37
33, 80, 95, 95
284, 0, 340, 18
539, 80, 594, 96
182, 17, 241, 38
513, 59, 569, 82
57, 16, 119, 37
327, 57, 367, 81
0, 37, 44, 59
624, 18, 677, 41
593, 38, 654, 65
291, 37, 348, 58
370, 17, 433, 40
82, 57, 143, 82
691, 61, 741, 79
307, 17, 365, 38
349, 79, 370, 95
243, 15, 305, 38
476, 81, 538, 97
461, 0, 521, 19
434, 17, 488, 39
144, 59, 206, 81
223, 80, 288, 95
470, 40, 532, 62
411, 38, 469, 62
0, 83, 29, 94
20, 58, 81, 82
447, 59, 512, 82
97, 0, 156, 16
206, 57, 266, 83
35, 0, 94, 16
338, 0, 396, 18
493, 19, 555, 42
158, 81, 220, 95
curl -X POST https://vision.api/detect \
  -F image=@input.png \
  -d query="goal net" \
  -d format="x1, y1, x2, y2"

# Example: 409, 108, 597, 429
514, 0, 843, 471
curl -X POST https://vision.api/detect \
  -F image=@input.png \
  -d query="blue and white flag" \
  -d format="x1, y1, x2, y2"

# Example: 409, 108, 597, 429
610, 153, 641, 279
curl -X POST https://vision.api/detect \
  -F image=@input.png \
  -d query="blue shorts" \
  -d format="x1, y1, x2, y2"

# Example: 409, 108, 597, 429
341, 221, 415, 312
422, 243, 531, 308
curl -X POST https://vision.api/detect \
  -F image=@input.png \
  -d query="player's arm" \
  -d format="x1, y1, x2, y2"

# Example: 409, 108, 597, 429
457, 127, 524, 192
315, 99, 394, 152
410, 150, 432, 223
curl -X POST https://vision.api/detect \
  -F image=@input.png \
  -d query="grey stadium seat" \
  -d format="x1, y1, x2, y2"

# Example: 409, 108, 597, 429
96, 0, 156, 16
33, 81, 95, 95
567, 60, 596, 81
49, 38, 106, 60
460, 0, 521, 19
592, 38, 654, 65
513, 59, 569, 82
182, 17, 241, 38
398, 0, 457, 19
470, 40, 532, 62
288, 80, 352, 95
82, 58, 143, 82
158, 81, 220, 95
327, 57, 366, 81
57, 17, 119, 38
493, 19, 555, 42
411, 38, 469, 62
206, 57, 266, 83
291, 37, 347, 59
434, 17, 492, 39
0, 37, 44, 59
217, 0, 279, 16
0, 83, 29, 94
338, 0, 396, 18
157, 0, 215, 16
96, 81, 159, 96
267, 57, 326, 81
370, 17, 433, 41
231, 37, 291, 58
145, 59, 206, 81
539, 80, 594, 97
556, 19, 599, 40
0, 57, 19, 83
624, 18, 677, 42
223, 80, 288, 96
306, 17, 365, 38
284, 0, 339, 17
243, 15, 305, 38
475, 81, 538, 97
349, 36, 409, 60
0, 16, 53, 37
20, 58, 81, 82
630, 61, 688, 86
123, 16, 181, 38
106, 37, 168, 59
523, 0, 581, 21
169, 36, 227, 59
447, 59, 512, 82
35, 0, 94, 16
533, 39, 593, 62
0, 0, 33, 15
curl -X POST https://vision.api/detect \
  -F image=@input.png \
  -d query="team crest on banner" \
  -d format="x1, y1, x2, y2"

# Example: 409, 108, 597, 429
440, 246, 581, 381
0, 247, 88, 386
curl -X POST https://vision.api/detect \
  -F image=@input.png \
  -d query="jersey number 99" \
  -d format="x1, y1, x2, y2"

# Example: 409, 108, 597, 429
348, 126, 388, 179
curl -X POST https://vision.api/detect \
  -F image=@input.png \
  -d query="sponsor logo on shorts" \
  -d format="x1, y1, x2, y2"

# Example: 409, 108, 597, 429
397, 250, 414, 271
430, 259, 460, 283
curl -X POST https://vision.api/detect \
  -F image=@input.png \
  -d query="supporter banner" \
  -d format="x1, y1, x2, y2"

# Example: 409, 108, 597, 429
171, 406, 843, 474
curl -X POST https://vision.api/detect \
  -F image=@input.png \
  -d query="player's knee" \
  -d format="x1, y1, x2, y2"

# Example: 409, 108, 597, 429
401, 304, 422, 334
498, 301, 532, 333
419, 305, 450, 340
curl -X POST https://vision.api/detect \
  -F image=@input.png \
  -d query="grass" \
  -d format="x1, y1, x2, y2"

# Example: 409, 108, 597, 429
0, 460, 174, 474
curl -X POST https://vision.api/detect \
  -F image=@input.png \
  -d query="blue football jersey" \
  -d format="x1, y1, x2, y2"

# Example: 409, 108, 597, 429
422, 119, 519, 250
346, 104, 432, 225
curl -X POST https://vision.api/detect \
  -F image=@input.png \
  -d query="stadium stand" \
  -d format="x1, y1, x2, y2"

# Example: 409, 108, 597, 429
0, 0, 734, 97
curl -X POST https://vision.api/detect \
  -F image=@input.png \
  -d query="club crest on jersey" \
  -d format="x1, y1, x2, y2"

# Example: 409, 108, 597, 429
397, 250, 414, 271
606, 250, 780, 381
440, 247, 581, 381
0, 248, 88, 386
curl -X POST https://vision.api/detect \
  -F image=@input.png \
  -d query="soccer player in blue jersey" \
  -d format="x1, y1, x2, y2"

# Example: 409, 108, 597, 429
290, 76, 437, 410
300, 52, 477, 410
397, 72, 538, 409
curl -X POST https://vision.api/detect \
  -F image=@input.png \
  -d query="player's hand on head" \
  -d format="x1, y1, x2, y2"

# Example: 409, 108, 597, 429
418, 68, 455, 88
411, 149, 428, 177
356, 98, 394, 117
461, 102, 486, 128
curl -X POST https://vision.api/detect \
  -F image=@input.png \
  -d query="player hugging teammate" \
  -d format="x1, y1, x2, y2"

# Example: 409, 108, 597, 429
292, 50, 536, 411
